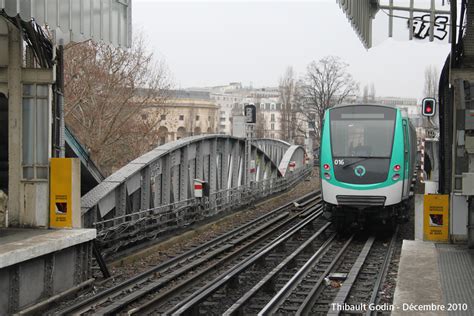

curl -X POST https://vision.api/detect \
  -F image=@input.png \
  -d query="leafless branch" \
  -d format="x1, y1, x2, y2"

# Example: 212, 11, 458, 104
64, 34, 173, 175
301, 56, 358, 144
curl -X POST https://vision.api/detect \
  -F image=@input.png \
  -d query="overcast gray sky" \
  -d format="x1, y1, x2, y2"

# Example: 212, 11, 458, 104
133, 0, 451, 100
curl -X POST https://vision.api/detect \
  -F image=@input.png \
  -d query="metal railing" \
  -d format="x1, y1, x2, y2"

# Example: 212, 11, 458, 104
94, 165, 312, 258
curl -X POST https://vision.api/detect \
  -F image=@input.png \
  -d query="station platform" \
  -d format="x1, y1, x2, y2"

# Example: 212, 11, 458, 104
0, 228, 96, 314
393, 240, 474, 315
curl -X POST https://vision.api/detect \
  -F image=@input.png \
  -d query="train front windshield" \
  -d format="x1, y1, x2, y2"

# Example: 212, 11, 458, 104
330, 106, 396, 158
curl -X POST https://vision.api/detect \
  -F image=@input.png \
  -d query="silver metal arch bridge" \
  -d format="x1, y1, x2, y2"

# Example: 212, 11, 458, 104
81, 135, 311, 256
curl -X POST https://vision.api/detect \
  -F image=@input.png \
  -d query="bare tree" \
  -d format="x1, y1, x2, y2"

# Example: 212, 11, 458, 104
362, 85, 369, 103
302, 56, 358, 143
279, 66, 297, 142
64, 36, 172, 175
253, 97, 267, 138
369, 83, 376, 103
292, 82, 312, 145
255, 110, 267, 138
278, 66, 308, 144
362, 83, 376, 103
424, 65, 439, 98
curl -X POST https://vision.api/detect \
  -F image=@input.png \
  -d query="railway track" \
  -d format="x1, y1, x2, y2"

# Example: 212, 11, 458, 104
157, 211, 331, 315
56, 191, 322, 315
57, 192, 399, 316
260, 228, 398, 315
343, 228, 399, 315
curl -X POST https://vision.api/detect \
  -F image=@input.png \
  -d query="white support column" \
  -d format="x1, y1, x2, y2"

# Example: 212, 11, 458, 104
162, 156, 171, 205
179, 147, 189, 201
170, 150, 180, 203
196, 141, 203, 181
209, 138, 217, 194
7, 21, 22, 226
222, 139, 230, 190
141, 166, 151, 210
114, 183, 127, 225
0, 18, 9, 228
3, 19, 55, 228
231, 141, 240, 188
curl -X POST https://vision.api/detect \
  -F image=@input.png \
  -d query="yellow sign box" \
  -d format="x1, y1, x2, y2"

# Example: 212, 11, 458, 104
423, 194, 449, 242
50, 158, 81, 228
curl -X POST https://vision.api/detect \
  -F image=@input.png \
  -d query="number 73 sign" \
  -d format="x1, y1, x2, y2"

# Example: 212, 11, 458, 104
410, 14, 448, 41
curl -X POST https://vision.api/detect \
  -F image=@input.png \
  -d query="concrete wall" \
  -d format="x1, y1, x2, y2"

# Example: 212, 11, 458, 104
451, 195, 468, 242
0, 241, 93, 315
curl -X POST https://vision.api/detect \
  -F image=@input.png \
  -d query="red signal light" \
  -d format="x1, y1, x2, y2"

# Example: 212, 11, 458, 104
323, 164, 330, 170
422, 98, 436, 117
394, 164, 401, 171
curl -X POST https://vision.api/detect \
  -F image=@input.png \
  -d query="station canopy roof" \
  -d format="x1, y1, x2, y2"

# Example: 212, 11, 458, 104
337, 0, 379, 49
338, 0, 451, 49
0, 0, 131, 47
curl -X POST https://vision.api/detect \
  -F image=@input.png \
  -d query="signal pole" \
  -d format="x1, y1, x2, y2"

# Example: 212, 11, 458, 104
244, 104, 257, 186
245, 123, 254, 185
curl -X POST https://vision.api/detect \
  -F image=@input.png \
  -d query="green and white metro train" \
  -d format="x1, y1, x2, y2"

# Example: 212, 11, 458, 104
319, 104, 417, 231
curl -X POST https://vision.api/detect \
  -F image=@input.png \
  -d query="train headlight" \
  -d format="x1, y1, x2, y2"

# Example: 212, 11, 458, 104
324, 172, 331, 180
392, 174, 400, 181
393, 164, 401, 172
323, 164, 330, 170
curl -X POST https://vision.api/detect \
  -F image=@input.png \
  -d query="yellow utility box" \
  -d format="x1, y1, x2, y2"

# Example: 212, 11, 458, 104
423, 194, 449, 242
50, 158, 81, 228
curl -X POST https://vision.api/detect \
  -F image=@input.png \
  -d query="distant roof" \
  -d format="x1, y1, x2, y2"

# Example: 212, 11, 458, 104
1, 0, 131, 47
137, 89, 211, 101
174, 90, 211, 100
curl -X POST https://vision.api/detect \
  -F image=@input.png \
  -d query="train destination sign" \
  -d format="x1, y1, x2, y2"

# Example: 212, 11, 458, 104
341, 113, 385, 119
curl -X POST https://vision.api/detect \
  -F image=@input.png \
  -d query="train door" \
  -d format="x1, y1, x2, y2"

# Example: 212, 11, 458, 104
402, 120, 410, 198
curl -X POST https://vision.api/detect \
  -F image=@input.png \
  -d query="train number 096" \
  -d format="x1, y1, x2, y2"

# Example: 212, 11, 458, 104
334, 159, 345, 166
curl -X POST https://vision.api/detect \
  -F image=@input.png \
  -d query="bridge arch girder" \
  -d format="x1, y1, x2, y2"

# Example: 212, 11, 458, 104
81, 135, 282, 226
278, 145, 307, 177
253, 138, 291, 168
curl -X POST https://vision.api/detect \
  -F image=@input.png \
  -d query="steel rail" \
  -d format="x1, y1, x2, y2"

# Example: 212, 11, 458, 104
161, 210, 325, 316
300, 200, 324, 218
295, 193, 322, 209
326, 236, 376, 316
100, 211, 294, 315
101, 202, 323, 315
294, 235, 355, 316
57, 191, 320, 315
224, 232, 337, 316
256, 234, 338, 315
366, 227, 399, 316
129, 207, 324, 315
259, 235, 354, 315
